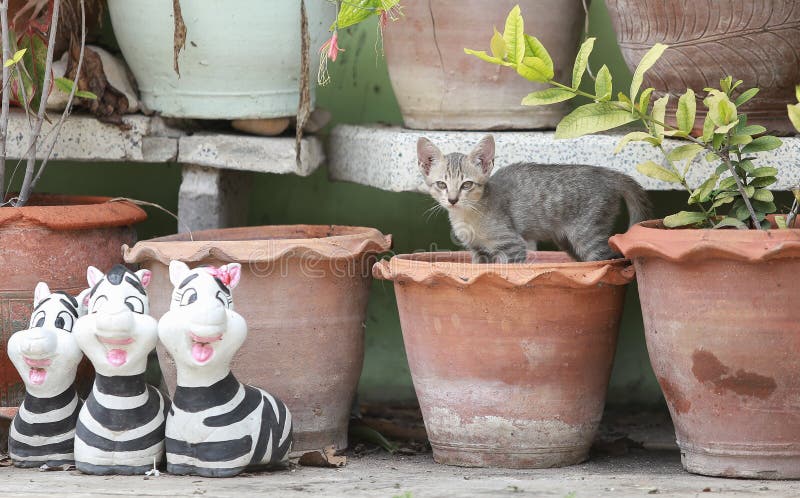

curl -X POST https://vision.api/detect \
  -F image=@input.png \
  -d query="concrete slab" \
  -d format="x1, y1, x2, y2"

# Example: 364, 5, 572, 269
0, 449, 796, 498
328, 124, 800, 193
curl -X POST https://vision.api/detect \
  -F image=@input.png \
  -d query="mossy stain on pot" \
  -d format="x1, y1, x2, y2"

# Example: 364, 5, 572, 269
691, 350, 777, 399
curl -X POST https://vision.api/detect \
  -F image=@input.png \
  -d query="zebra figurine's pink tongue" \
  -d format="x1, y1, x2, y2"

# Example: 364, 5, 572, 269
29, 368, 47, 385
107, 349, 127, 367
192, 342, 214, 363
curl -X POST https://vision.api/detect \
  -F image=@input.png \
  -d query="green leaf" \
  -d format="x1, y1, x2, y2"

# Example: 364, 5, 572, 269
334, 0, 400, 28
738, 124, 766, 136
555, 102, 638, 139
521, 88, 575, 106
595, 64, 612, 102
503, 5, 525, 64
663, 211, 708, 228
714, 217, 747, 229
738, 159, 755, 174
11, 48, 26, 63
688, 174, 719, 204
728, 134, 752, 146
719, 176, 737, 190
667, 143, 703, 162
630, 43, 668, 101
743, 185, 755, 198
749, 166, 778, 178
788, 103, 800, 133
55, 77, 74, 94
734, 88, 759, 107
752, 189, 774, 202
76, 90, 97, 100
617, 93, 633, 108
776, 215, 788, 229
732, 199, 750, 220
751, 200, 777, 213
636, 160, 681, 183
523, 35, 552, 72
664, 129, 689, 138
652, 95, 669, 140
464, 49, 511, 67
676, 89, 696, 134
705, 91, 737, 126
638, 87, 654, 114
516, 57, 553, 82
572, 38, 595, 89
749, 176, 777, 188
711, 195, 735, 209
796, 84, 800, 103
714, 119, 740, 134
741, 136, 782, 154
614, 131, 659, 153
490, 28, 507, 59
720, 76, 733, 94
702, 114, 715, 142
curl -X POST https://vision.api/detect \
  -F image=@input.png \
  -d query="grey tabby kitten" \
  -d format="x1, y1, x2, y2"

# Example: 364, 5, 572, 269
417, 135, 651, 263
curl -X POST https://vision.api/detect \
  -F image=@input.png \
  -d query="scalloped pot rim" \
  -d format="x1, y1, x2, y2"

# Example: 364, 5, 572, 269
373, 251, 635, 289
123, 224, 393, 264
609, 219, 800, 262
0, 195, 146, 230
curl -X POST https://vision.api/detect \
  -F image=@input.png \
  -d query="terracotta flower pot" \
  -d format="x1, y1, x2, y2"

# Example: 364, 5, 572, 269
123, 225, 392, 453
382, 0, 585, 130
373, 251, 633, 468
610, 221, 800, 479
0, 195, 146, 408
606, 0, 800, 134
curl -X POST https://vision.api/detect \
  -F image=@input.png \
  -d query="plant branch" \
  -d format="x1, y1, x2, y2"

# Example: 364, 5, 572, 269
15, 0, 59, 207
720, 149, 759, 228
30, 0, 84, 191
0, 0, 11, 198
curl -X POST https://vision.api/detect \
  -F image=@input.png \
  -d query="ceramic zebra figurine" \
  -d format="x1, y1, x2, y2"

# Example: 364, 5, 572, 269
158, 261, 292, 477
6, 283, 86, 468
72, 264, 169, 475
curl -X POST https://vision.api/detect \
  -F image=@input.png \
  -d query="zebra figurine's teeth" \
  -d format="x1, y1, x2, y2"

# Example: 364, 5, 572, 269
159, 261, 293, 478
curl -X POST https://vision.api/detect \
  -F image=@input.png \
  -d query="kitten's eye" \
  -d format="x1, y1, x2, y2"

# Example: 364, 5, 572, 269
91, 295, 107, 314
125, 296, 144, 314
55, 311, 74, 331
180, 289, 197, 306
216, 291, 229, 308
435, 181, 447, 190
461, 181, 474, 190
31, 311, 45, 328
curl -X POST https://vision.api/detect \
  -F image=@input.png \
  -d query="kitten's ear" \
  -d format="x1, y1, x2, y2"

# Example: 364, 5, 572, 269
417, 137, 442, 176
470, 135, 495, 175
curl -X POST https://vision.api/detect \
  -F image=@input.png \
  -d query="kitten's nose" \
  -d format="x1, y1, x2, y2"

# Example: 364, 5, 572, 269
448, 198, 458, 205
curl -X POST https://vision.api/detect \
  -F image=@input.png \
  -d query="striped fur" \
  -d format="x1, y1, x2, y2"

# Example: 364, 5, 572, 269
73, 264, 168, 475
6, 283, 85, 467
159, 262, 292, 477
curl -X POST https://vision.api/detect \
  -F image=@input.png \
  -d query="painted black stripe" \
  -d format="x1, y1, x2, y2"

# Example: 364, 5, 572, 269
213, 277, 231, 295
250, 396, 275, 465
54, 291, 79, 310
8, 435, 74, 457
75, 419, 165, 452
166, 435, 252, 462
86, 387, 161, 431
106, 265, 128, 285
75, 461, 153, 476
167, 463, 247, 478
274, 400, 292, 460
94, 373, 147, 397
203, 386, 261, 427
14, 398, 81, 437
173, 373, 238, 413
58, 298, 79, 317
124, 276, 147, 296
32, 297, 51, 312
22, 387, 77, 414
179, 273, 199, 289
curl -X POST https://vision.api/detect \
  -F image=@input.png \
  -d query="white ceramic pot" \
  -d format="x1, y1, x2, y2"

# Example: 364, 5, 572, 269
107, 0, 334, 119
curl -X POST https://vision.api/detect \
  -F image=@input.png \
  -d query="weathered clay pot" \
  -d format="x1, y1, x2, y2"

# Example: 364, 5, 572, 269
123, 225, 392, 453
0, 195, 146, 407
610, 221, 800, 479
374, 251, 633, 468
382, 0, 584, 130
606, 0, 800, 134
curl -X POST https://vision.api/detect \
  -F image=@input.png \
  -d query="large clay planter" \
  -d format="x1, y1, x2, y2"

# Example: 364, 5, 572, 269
382, 0, 584, 130
373, 251, 633, 468
610, 221, 800, 479
0, 195, 146, 408
107, 0, 334, 119
123, 225, 392, 453
606, 0, 800, 134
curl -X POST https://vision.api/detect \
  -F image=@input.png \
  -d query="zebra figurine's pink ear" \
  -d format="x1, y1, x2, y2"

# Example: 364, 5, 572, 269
87, 266, 104, 287
77, 288, 92, 314
169, 261, 191, 288
220, 264, 242, 290
135, 269, 152, 288
33, 282, 51, 308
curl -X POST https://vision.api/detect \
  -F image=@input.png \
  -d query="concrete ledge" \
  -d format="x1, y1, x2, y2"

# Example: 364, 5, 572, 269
328, 124, 800, 192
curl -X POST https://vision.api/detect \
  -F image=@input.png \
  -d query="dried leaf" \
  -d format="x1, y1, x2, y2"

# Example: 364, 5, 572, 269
172, 0, 186, 77
298, 445, 347, 468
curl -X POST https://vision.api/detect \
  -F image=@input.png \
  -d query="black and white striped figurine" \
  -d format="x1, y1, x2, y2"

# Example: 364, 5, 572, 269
158, 261, 292, 477
72, 264, 169, 475
6, 282, 85, 468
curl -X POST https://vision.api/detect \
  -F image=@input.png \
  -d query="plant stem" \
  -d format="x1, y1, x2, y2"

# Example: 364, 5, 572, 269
0, 0, 10, 200
720, 149, 759, 228
16, 0, 59, 207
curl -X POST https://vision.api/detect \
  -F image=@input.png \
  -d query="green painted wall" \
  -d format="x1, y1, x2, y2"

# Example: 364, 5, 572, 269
10, 2, 793, 408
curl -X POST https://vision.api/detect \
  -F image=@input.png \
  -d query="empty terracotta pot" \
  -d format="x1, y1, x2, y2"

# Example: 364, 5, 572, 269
610, 221, 800, 479
123, 225, 392, 454
382, 0, 585, 130
0, 195, 146, 408
606, 0, 800, 134
374, 251, 633, 468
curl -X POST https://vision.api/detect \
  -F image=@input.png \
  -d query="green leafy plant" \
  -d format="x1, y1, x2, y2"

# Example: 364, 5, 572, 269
465, 5, 788, 230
